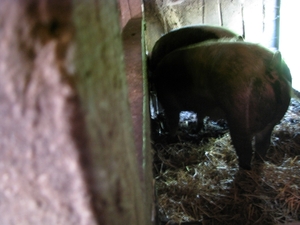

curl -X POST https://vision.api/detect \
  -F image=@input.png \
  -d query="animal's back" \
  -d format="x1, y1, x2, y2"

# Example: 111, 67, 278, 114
153, 41, 292, 169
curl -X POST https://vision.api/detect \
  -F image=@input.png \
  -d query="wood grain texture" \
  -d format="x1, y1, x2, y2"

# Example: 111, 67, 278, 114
73, 1, 148, 224
204, 0, 221, 25
220, 0, 243, 35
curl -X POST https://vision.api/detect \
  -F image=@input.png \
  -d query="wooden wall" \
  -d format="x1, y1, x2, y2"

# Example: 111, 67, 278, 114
121, 8, 154, 225
144, 0, 280, 53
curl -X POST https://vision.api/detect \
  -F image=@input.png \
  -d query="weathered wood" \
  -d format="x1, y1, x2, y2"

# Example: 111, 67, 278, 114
171, 0, 204, 26
73, 1, 148, 224
204, 0, 221, 25
144, 0, 279, 51
220, 0, 243, 35
243, 0, 264, 42
243, 0, 279, 48
263, 0, 280, 49
123, 18, 144, 179
122, 17, 154, 225
143, 0, 165, 52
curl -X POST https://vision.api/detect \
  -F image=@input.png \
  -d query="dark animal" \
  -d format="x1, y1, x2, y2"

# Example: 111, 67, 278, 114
149, 25, 243, 71
153, 41, 292, 170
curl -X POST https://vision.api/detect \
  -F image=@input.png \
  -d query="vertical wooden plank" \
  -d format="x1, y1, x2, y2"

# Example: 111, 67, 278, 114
243, 0, 264, 43
123, 17, 154, 225
262, 0, 279, 49
204, 0, 221, 25
141, 18, 155, 225
280, 0, 300, 91
220, 0, 243, 35
73, 0, 148, 224
180, 0, 204, 26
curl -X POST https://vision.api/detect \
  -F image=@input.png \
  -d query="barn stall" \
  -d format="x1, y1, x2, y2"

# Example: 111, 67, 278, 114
144, 0, 300, 224
2, 1, 297, 223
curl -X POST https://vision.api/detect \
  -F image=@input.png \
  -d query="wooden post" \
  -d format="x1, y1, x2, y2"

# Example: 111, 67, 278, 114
73, 1, 148, 224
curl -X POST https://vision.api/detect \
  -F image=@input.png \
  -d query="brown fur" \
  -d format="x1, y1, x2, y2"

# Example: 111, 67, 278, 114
153, 41, 292, 170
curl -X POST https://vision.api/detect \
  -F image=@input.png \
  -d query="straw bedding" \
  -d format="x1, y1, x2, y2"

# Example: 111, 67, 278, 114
152, 98, 300, 225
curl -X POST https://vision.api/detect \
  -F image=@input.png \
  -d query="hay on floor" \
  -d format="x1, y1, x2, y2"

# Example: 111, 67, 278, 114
153, 98, 300, 225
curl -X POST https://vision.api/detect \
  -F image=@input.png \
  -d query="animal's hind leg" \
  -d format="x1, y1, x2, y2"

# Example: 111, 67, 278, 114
164, 108, 180, 137
194, 111, 206, 133
229, 129, 254, 170
254, 123, 275, 161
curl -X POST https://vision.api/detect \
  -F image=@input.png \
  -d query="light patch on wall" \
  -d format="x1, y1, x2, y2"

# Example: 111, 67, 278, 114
279, 0, 300, 91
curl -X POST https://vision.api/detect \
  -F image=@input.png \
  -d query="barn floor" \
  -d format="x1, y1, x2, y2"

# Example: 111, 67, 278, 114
151, 96, 300, 225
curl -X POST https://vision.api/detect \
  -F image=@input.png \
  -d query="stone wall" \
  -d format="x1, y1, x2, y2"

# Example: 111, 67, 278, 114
0, 0, 149, 224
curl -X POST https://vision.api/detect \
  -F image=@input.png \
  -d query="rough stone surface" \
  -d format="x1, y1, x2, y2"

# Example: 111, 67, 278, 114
0, 1, 96, 224
0, 0, 149, 224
